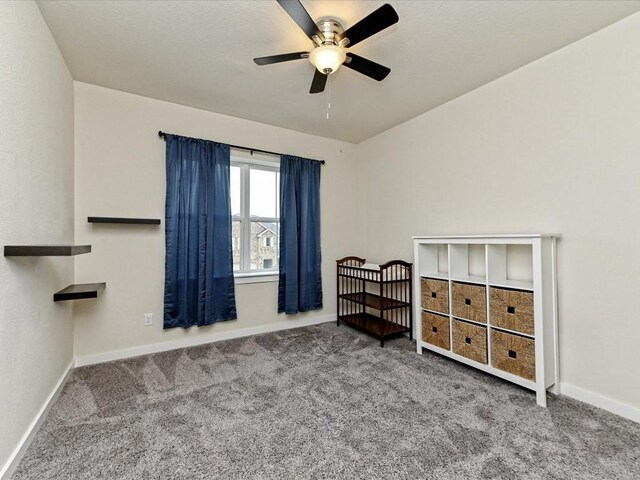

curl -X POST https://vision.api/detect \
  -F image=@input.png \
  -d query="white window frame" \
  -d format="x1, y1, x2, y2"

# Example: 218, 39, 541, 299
231, 153, 280, 284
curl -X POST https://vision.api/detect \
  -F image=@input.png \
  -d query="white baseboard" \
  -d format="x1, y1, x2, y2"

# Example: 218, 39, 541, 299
0, 360, 74, 480
560, 382, 640, 424
75, 314, 335, 367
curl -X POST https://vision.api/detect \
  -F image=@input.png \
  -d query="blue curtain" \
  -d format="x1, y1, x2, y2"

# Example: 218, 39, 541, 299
278, 155, 322, 314
163, 134, 237, 329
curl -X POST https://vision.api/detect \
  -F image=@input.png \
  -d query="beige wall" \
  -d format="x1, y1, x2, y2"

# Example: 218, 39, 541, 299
73, 82, 361, 358
0, 1, 74, 473
357, 13, 640, 408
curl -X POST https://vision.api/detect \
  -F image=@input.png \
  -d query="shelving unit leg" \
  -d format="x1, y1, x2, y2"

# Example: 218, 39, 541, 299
549, 237, 560, 395
536, 388, 547, 408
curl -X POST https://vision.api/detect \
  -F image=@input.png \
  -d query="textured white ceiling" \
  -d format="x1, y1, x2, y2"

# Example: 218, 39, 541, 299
38, 0, 640, 143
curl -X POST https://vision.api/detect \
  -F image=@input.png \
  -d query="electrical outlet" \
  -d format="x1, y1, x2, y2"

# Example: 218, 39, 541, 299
144, 313, 153, 326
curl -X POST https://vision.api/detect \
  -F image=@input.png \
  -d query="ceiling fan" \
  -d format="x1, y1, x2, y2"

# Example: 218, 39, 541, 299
253, 0, 399, 94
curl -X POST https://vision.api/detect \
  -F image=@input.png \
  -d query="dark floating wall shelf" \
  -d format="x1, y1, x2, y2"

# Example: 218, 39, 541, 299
4, 245, 92, 257
54, 282, 106, 302
88, 217, 161, 225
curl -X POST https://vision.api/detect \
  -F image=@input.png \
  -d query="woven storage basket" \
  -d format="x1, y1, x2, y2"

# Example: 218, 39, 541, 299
452, 319, 487, 364
490, 287, 534, 335
452, 282, 487, 323
491, 329, 536, 381
421, 278, 449, 314
421, 311, 450, 350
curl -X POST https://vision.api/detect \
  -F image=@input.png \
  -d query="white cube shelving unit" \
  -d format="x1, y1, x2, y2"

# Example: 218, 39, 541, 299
413, 234, 559, 407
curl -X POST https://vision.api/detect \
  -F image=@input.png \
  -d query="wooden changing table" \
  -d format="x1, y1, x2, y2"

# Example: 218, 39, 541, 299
336, 257, 413, 347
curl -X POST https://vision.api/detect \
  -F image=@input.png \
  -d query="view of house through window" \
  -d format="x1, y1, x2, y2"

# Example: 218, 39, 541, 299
231, 155, 279, 274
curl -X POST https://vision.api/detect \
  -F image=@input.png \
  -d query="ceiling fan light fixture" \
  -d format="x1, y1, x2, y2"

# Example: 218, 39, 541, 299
309, 45, 346, 74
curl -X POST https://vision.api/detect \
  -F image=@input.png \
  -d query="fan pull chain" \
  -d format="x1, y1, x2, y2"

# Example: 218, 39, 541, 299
326, 74, 331, 120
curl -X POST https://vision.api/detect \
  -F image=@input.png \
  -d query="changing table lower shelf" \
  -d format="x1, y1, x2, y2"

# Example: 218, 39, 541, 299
338, 312, 410, 340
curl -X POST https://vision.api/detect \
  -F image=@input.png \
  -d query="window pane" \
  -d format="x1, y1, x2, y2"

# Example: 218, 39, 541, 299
230, 166, 241, 217
250, 221, 279, 270
250, 169, 277, 218
232, 220, 241, 271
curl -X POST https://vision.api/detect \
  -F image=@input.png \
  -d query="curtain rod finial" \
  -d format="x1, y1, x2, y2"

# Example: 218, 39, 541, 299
158, 131, 164, 138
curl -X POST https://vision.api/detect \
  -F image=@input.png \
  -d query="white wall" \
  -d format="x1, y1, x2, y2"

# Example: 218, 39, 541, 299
0, 1, 74, 474
73, 82, 361, 358
358, 13, 640, 408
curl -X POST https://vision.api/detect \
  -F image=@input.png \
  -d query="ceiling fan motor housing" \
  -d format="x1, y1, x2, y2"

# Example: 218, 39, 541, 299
315, 17, 347, 46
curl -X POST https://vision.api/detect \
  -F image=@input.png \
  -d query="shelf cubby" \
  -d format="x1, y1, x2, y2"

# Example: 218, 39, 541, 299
4, 245, 91, 256
417, 243, 448, 279
88, 216, 161, 225
487, 244, 534, 291
53, 282, 106, 302
450, 243, 487, 284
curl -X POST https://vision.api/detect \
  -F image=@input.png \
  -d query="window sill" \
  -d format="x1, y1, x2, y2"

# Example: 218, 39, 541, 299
234, 272, 279, 285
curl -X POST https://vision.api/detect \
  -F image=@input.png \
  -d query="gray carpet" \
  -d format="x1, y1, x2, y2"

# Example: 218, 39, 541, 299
12, 323, 640, 479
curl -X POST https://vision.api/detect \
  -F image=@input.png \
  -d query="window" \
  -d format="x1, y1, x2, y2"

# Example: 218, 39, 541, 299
231, 153, 279, 275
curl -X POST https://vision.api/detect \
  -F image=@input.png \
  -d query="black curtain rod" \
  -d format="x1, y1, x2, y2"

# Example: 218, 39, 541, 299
158, 131, 325, 165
